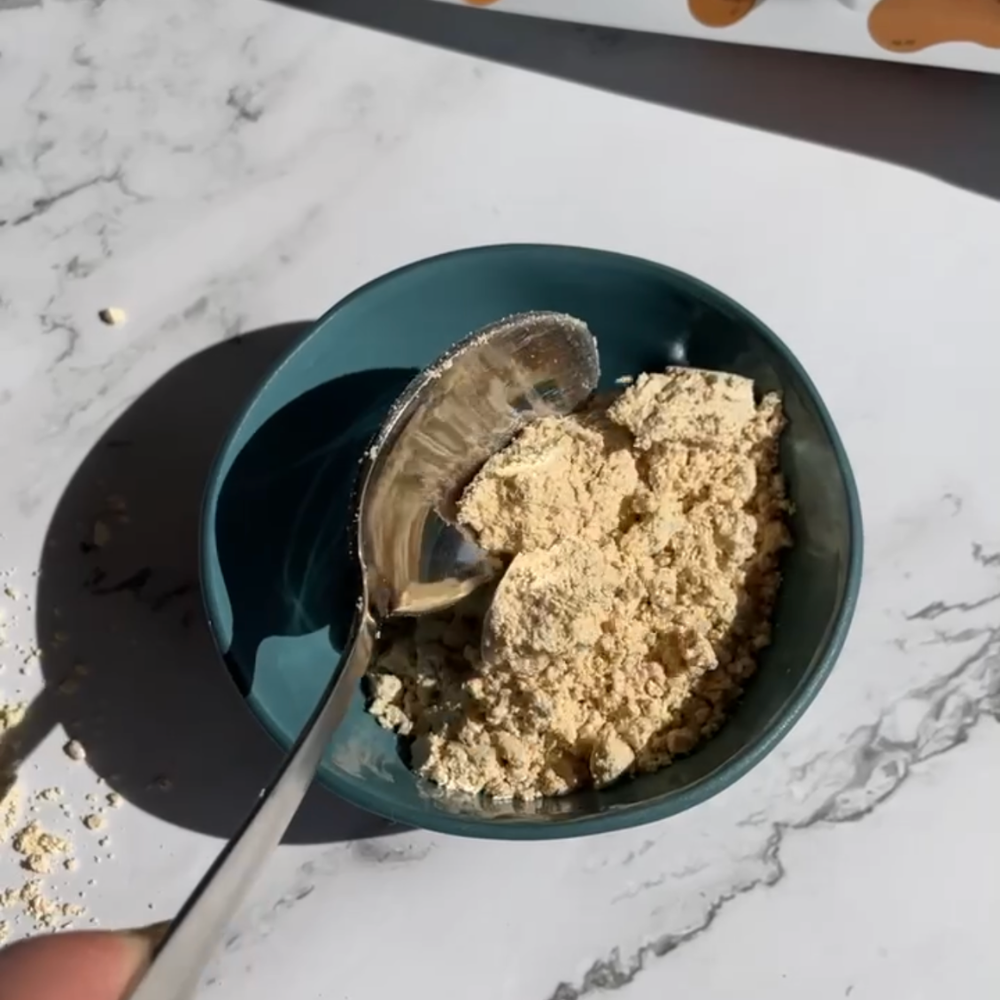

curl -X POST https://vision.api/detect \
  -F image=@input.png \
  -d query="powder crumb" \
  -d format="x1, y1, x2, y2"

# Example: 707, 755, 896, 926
18, 879, 63, 929
106, 792, 123, 808
35, 787, 63, 803
64, 857, 79, 872
98, 306, 127, 326
609, 368, 758, 450
589, 731, 636, 787
13, 821, 72, 874
0, 699, 26, 733
63, 739, 86, 762
0, 920, 9, 944
82, 813, 106, 831
368, 365, 791, 800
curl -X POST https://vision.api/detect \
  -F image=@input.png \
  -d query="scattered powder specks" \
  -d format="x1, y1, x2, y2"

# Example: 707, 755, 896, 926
15, 879, 63, 929
16, 642, 41, 666
1, 784, 21, 842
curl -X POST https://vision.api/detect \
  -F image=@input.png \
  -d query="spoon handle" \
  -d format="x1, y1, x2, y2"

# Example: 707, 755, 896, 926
128, 615, 378, 1000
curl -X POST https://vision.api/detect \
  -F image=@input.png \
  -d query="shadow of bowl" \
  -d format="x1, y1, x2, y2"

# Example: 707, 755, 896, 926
30, 324, 403, 845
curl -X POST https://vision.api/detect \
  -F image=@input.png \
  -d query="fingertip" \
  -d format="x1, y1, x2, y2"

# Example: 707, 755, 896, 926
0, 927, 162, 1000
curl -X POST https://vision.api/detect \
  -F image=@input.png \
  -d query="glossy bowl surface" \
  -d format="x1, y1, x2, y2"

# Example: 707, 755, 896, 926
201, 244, 862, 839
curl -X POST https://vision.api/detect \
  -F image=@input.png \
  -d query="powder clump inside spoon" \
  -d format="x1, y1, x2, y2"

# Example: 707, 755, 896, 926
367, 366, 791, 799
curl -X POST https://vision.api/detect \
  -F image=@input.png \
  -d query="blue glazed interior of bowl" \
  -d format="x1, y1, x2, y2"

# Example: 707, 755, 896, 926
201, 245, 862, 839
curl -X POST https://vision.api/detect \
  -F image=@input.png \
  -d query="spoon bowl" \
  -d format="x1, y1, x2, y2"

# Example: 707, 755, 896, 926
358, 310, 600, 621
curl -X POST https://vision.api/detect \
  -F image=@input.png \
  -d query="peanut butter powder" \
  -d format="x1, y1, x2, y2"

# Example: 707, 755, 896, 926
368, 367, 791, 800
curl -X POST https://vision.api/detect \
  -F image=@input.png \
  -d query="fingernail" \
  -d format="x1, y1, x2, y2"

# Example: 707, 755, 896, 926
121, 923, 172, 996
125, 921, 171, 951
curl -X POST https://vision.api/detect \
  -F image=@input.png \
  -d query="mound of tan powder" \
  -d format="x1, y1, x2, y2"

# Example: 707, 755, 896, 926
367, 366, 791, 800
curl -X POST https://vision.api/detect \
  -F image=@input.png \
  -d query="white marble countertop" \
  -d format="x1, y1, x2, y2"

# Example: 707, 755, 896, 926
2, 1, 1000, 997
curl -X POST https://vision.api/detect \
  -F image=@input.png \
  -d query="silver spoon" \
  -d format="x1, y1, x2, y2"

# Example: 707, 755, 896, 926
128, 311, 600, 1000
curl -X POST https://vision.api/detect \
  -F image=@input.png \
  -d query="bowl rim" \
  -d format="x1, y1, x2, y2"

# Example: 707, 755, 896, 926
199, 243, 864, 840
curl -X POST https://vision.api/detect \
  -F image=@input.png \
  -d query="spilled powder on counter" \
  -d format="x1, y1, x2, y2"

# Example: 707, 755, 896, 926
0, 869, 88, 933
0, 699, 25, 734
1, 784, 20, 842
368, 366, 791, 800
1, 699, 25, 838
12, 820, 72, 874
0, 573, 98, 937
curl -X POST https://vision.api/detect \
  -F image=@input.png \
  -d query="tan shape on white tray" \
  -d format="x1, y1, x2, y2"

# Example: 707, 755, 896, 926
869, 0, 1000, 53
689, 0, 757, 28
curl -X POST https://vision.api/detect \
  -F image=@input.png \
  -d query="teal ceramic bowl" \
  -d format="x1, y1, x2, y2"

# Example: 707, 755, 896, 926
201, 245, 862, 839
